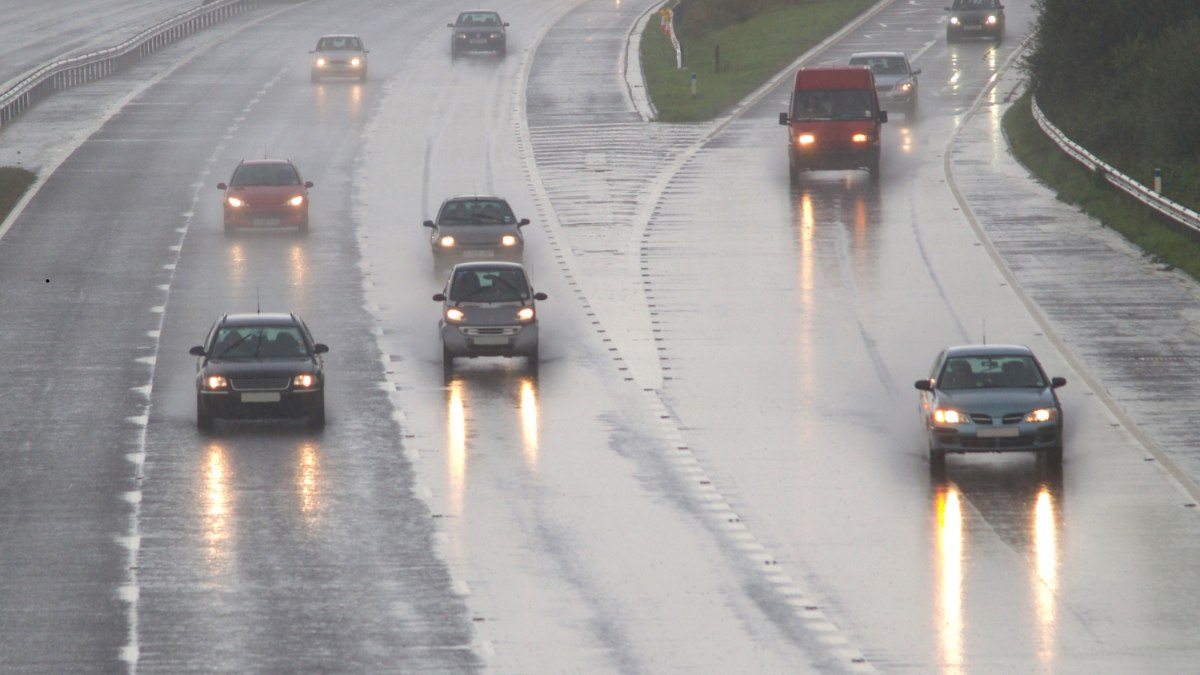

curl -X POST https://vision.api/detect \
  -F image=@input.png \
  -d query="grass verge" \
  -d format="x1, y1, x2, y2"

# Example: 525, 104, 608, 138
1003, 92, 1200, 281
0, 167, 37, 225
641, 0, 877, 122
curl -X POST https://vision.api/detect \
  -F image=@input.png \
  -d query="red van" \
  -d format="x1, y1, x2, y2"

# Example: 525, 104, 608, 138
778, 66, 888, 181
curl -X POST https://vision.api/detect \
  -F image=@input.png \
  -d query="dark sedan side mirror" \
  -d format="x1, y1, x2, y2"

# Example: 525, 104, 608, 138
189, 345, 206, 357
914, 379, 933, 391
912, 68, 922, 76
447, 23, 454, 28
217, 183, 227, 190
314, 343, 329, 354
533, 292, 548, 301
433, 293, 447, 302
518, 218, 530, 226
778, 112, 789, 126
503, 22, 510, 27
1051, 377, 1067, 388
423, 220, 435, 228
305, 181, 314, 188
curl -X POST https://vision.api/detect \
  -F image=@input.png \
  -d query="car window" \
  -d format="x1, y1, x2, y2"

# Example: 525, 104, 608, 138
438, 199, 516, 225
850, 57, 907, 76
449, 268, 530, 302
213, 326, 308, 359
793, 90, 874, 120
231, 164, 301, 187
458, 12, 501, 26
318, 37, 361, 50
938, 355, 1045, 389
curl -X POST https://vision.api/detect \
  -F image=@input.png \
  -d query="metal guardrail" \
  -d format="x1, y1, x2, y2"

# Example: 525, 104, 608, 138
1031, 96, 1200, 236
0, 0, 266, 130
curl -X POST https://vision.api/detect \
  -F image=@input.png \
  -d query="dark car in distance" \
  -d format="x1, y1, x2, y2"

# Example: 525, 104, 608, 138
217, 159, 313, 234
190, 312, 329, 431
424, 195, 528, 270
915, 344, 1066, 467
449, 10, 508, 58
946, 0, 1005, 42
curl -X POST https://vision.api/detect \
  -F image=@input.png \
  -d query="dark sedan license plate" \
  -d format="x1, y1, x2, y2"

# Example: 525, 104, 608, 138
472, 336, 509, 346
470, 38, 488, 44
964, 25, 982, 31
977, 427, 1018, 438
242, 392, 281, 403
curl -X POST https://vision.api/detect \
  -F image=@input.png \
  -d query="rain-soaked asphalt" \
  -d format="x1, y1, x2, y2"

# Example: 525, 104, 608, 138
3, 0, 1200, 672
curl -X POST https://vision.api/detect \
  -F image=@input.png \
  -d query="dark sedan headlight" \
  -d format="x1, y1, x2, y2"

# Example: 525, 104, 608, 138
1025, 408, 1058, 423
932, 408, 969, 425
203, 375, 228, 391
985, 14, 999, 25
949, 16, 961, 25
489, 32, 500, 39
293, 373, 318, 389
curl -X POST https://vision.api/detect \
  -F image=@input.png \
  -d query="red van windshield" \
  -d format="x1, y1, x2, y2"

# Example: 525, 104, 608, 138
792, 90, 873, 121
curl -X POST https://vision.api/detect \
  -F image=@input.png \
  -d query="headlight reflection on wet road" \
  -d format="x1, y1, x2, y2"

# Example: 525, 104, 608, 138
935, 483, 964, 673
203, 443, 232, 571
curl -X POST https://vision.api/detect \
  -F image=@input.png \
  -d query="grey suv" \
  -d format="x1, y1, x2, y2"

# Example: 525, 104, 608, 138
433, 262, 545, 375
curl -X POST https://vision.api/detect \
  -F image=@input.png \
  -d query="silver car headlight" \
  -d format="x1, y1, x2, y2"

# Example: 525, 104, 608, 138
933, 408, 970, 425
315, 57, 328, 67
897, 81, 913, 93
1025, 408, 1058, 423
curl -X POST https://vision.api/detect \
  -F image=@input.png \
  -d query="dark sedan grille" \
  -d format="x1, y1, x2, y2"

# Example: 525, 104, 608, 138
967, 412, 1026, 425
231, 378, 289, 391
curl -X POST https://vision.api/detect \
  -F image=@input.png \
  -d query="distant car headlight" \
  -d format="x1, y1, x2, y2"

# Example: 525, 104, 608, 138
489, 33, 500, 39
204, 375, 228, 391
933, 408, 969, 425
500, 234, 518, 247
455, 33, 468, 40
351, 57, 362, 66
1025, 408, 1058, 423
796, 133, 815, 146
949, 16, 961, 25
315, 57, 328, 67
851, 133, 869, 143
226, 196, 244, 208
293, 373, 318, 389
516, 307, 535, 322
439, 235, 456, 248
985, 14, 998, 25
446, 307, 465, 322
288, 195, 304, 207
897, 82, 913, 93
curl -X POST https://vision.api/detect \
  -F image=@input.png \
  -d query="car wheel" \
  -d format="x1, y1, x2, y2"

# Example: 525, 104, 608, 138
527, 343, 538, 369
498, 43, 507, 57
788, 160, 799, 184
197, 398, 214, 432
946, 29, 955, 43
307, 395, 325, 431
906, 99, 918, 120
359, 70, 368, 82
451, 46, 459, 60
868, 158, 881, 181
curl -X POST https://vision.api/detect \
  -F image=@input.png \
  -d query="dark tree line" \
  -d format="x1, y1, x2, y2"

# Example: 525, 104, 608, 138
1024, 0, 1200, 187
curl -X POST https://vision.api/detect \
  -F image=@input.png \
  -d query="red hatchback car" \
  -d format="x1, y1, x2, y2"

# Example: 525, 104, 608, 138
217, 159, 313, 233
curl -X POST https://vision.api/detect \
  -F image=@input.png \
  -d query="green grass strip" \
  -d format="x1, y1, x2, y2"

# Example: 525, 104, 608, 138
1003, 92, 1200, 281
0, 167, 37, 225
641, 0, 877, 122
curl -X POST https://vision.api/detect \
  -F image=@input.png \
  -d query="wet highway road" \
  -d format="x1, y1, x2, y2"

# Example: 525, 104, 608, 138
3, 0, 1200, 672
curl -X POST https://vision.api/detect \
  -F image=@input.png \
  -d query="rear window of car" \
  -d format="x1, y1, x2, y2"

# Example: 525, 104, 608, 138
849, 57, 907, 76
438, 199, 516, 225
317, 36, 361, 50
231, 164, 301, 186
457, 12, 502, 26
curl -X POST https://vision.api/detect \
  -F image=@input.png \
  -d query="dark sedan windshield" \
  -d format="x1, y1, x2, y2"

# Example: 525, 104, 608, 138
437, 199, 516, 225
456, 12, 502, 26
213, 327, 308, 358
938, 355, 1046, 389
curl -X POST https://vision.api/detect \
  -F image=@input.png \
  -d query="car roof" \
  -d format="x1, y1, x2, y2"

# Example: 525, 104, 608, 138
944, 344, 1035, 358
220, 312, 302, 327
451, 261, 528, 273
849, 51, 907, 59
316, 33, 361, 39
444, 195, 508, 202
237, 158, 295, 166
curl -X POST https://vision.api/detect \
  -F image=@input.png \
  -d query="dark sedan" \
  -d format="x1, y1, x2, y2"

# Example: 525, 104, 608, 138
424, 195, 528, 270
946, 0, 1005, 42
915, 345, 1066, 466
190, 312, 329, 431
449, 10, 508, 58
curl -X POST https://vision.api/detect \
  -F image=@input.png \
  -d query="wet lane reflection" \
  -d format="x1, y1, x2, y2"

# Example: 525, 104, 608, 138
932, 466, 1064, 672
297, 442, 321, 529
203, 442, 232, 571
443, 373, 543, 513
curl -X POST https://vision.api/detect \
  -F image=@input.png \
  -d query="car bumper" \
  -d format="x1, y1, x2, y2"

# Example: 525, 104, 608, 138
929, 423, 1062, 453
432, 246, 523, 264
442, 322, 537, 357
224, 207, 308, 228
453, 37, 505, 52
788, 145, 880, 171
199, 388, 322, 420
312, 63, 366, 77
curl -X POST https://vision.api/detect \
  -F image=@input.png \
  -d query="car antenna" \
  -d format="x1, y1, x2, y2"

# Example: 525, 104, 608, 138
256, 285, 261, 314
982, 319, 986, 345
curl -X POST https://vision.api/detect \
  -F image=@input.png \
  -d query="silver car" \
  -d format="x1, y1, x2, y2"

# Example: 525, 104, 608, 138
848, 51, 920, 118
310, 34, 368, 82
433, 262, 546, 374
915, 345, 1066, 466
424, 196, 529, 271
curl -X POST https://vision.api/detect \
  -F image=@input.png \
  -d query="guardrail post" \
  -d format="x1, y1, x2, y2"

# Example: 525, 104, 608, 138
1154, 167, 1162, 194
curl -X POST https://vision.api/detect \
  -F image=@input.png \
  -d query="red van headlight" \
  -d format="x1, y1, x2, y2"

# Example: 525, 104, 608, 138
795, 133, 815, 146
